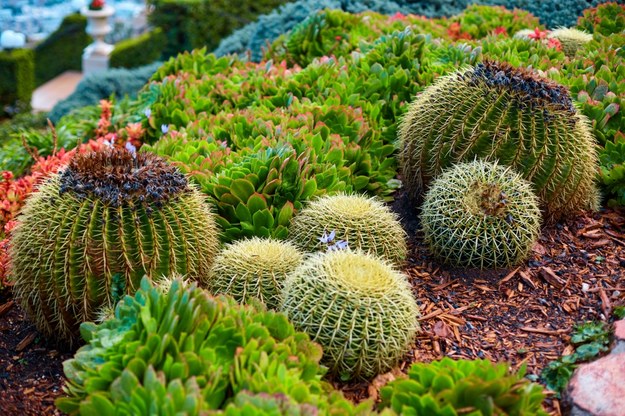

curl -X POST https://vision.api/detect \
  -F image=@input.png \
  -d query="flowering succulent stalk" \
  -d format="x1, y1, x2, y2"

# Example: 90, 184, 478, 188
10, 148, 219, 346
281, 249, 419, 380
209, 237, 303, 310
400, 60, 599, 221
289, 194, 407, 266
420, 160, 542, 269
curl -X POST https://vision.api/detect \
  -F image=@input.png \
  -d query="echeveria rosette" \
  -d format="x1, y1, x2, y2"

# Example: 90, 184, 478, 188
420, 160, 542, 269
10, 148, 219, 346
380, 358, 548, 416
399, 60, 599, 221
281, 249, 419, 381
57, 277, 369, 415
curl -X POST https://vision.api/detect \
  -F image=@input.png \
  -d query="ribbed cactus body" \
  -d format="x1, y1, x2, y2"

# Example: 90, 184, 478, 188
548, 28, 593, 57
209, 237, 303, 310
281, 250, 419, 380
289, 194, 407, 266
400, 60, 599, 221
10, 149, 219, 346
420, 160, 542, 269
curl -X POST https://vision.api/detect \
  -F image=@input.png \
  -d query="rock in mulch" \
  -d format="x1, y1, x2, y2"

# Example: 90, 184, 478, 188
564, 319, 625, 416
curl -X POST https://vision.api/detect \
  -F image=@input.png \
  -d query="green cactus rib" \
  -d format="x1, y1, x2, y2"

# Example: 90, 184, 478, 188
420, 160, 542, 269
209, 237, 303, 310
10, 151, 219, 347
399, 60, 599, 221
548, 28, 593, 57
281, 250, 419, 380
289, 193, 407, 266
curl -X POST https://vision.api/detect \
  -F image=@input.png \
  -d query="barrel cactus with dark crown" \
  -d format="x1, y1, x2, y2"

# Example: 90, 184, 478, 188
399, 60, 599, 221
10, 148, 219, 346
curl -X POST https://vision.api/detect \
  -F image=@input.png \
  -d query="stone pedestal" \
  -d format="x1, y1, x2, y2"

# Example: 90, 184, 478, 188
81, 5, 115, 75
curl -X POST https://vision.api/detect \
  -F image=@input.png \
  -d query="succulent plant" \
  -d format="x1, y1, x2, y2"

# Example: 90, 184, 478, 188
548, 28, 593, 57
10, 148, 219, 346
289, 193, 407, 266
379, 357, 548, 416
57, 277, 368, 415
281, 249, 419, 380
399, 59, 599, 221
209, 237, 303, 310
420, 160, 541, 269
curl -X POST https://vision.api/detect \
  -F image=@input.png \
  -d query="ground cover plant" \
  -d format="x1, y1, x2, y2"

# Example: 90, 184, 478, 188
0, 2, 623, 414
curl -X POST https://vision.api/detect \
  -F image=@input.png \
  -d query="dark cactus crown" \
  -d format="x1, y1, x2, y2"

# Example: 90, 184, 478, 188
470, 60, 575, 115
59, 148, 189, 207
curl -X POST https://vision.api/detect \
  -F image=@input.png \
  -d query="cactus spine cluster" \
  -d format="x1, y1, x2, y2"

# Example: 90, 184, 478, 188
548, 28, 593, 57
281, 249, 419, 380
399, 60, 599, 221
209, 237, 303, 310
420, 160, 542, 269
289, 194, 407, 265
10, 148, 219, 346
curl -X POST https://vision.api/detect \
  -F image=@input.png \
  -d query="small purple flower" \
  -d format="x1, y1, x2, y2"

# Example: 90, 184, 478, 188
144, 108, 151, 118
125, 141, 137, 158
161, 124, 169, 134
103, 139, 113, 148
318, 230, 335, 244
334, 240, 349, 250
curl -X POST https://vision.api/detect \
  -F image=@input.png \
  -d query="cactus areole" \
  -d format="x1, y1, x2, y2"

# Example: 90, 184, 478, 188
400, 60, 599, 221
10, 148, 219, 346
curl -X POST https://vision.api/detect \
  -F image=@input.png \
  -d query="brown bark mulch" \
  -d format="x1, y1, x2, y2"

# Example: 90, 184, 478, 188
0, 203, 623, 415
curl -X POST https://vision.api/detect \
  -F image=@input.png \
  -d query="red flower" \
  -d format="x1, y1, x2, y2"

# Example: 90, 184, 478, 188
493, 26, 507, 36
528, 27, 548, 40
89, 0, 105, 10
546, 37, 562, 51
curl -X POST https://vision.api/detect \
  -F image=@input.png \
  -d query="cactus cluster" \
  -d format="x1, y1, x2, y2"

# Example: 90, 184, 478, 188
209, 237, 303, 310
399, 60, 599, 221
281, 249, 419, 380
10, 148, 219, 346
420, 160, 542, 269
548, 28, 594, 57
289, 194, 407, 266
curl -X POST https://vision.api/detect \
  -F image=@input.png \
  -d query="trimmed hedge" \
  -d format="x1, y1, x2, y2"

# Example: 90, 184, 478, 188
0, 48, 34, 116
34, 13, 91, 86
110, 28, 166, 69
147, 0, 287, 58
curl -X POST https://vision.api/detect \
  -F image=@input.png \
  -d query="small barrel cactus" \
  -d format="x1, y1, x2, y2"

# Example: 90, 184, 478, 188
281, 249, 419, 380
289, 194, 407, 266
209, 237, 303, 310
420, 160, 542, 269
10, 148, 219, 346
548, 28, 593, 57
399, 60, 599, 221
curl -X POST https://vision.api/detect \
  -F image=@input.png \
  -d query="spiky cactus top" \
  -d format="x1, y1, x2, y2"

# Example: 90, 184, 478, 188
10, 148, 219, 346
420, 160, 542, 269
548, 28, 593, 57
281, 250, 419, 380
399, 60, 599, 221
289, 194, 407, 266
209, 237, 303, 310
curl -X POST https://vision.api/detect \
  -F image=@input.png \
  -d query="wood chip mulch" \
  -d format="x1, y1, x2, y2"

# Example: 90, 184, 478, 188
0, 203, 623, 415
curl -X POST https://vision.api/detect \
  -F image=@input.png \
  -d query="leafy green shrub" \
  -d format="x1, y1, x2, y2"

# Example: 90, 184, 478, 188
57, 277, 370, 415
446, 4, 541, 39
420, 160, 542, 269
598, 139, 625, 207
541, 321, 611, 396
399, 60, 599, 220
209, 237, 303, 310
577, 2, 625, 35
281, 249, 419, 380
380, 358, 547, 415
109, 28, 166, 69
34, 13, 91, 86
0, 48, 34, 116
49, 62, 161, 123
11, 148, 219, 346
147, 0, 287, 58
289, 194, 407, 265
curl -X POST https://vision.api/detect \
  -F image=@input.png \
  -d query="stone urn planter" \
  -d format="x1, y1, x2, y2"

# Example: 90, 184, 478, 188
81, 5, 115, 56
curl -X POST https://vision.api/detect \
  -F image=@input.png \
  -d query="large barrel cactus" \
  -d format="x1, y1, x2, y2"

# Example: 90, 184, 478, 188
421, 160, 542, 269
281, 249, 419, 380
10, 148, 219, 346
399, 60, 599, 221
289, 194, 407, 266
